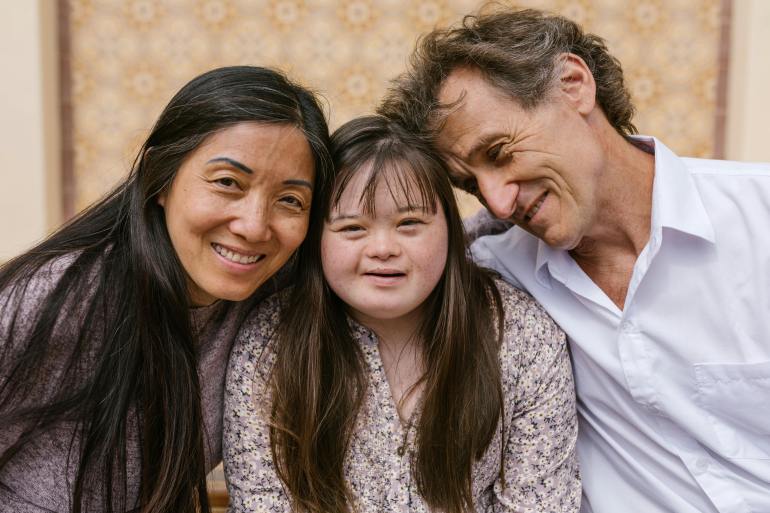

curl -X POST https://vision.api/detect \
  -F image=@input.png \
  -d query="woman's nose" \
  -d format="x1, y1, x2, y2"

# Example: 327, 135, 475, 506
229, 202, 272, 243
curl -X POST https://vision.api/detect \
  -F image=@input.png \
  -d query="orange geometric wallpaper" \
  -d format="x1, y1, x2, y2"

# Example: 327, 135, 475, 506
65, 0, 726, 215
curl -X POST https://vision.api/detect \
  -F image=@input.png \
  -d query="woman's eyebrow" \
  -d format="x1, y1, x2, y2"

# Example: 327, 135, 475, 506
207, 157, 253, 174
284, 179, 313, 190
207, 158, 312, 190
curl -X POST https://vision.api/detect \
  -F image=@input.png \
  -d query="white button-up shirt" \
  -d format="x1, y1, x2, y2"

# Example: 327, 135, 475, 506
470, 137, 770, 513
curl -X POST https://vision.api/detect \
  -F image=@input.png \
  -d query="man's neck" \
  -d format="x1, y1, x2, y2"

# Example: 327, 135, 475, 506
570, 130, 656, 309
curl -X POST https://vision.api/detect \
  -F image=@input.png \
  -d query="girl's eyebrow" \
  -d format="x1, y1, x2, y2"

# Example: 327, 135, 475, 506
328, 212, 361, 223
328, 204, 430, 222
398, 204, 428, 213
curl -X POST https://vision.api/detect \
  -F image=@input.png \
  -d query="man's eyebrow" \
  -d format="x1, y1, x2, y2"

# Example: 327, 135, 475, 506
462, 135, 497, 161
207, 157, 253, 174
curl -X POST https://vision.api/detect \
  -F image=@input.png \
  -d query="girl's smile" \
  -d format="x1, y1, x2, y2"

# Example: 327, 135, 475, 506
321, 167, 448, 329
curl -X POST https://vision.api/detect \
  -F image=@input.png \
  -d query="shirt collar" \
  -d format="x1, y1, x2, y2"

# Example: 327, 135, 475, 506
533, 135, 715, 287
634, 135, 715, 243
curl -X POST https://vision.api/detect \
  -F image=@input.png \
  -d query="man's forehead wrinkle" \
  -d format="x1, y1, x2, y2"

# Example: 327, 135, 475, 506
438, 105, 486, 161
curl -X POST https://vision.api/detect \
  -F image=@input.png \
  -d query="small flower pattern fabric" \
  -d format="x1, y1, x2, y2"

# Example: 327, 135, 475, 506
223, 280, 580, 512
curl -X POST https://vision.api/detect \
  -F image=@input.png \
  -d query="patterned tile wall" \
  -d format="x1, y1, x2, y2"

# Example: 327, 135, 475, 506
67, 0, 724, 215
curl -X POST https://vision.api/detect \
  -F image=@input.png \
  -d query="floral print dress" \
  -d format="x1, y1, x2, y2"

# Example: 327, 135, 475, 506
223, 280, 580, 512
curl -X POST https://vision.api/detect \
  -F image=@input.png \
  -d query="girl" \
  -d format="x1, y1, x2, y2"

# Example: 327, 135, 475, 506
224, 115, 579, 512
0, 66, 332, 512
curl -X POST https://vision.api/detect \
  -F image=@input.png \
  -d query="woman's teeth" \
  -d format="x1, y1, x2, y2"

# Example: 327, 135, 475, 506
213, 244, 262, 264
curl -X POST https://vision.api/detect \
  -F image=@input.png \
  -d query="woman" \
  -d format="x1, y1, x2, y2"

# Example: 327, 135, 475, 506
224, 115, 579, 512
0, 66, 331, 512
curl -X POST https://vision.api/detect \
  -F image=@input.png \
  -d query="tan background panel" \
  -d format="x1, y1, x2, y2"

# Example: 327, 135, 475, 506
66, 0, 723, 217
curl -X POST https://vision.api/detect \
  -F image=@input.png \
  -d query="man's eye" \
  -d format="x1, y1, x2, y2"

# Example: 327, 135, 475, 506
463, 178, 479, 194
487, 144, 503, 160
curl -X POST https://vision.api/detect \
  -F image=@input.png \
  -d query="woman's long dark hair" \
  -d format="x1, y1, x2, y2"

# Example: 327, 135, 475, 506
269, 115, 504, 513
0, 66, 331, 512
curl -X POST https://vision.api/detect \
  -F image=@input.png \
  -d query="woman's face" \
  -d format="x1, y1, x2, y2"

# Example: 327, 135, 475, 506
321, 168, 449, 329
159, 122, 315, 306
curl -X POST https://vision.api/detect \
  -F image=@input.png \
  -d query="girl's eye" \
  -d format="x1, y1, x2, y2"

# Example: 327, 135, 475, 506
399, 218, 424, 228
339, 224, 363, 233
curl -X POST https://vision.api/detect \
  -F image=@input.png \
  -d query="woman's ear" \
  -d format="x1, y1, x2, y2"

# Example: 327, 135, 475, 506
557, 52, 597, 115
157, 192, 166, 207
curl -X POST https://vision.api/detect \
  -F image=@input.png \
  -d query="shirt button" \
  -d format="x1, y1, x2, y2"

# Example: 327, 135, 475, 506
694, 458, 709, 474
397, 445, 406, 456
620, 321, 634, 332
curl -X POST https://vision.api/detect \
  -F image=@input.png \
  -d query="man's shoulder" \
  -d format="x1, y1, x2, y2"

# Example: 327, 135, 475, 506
681, 157, 770, 211
682, 156, 770, 179
470, 229, 540, 290
471, 227, 538, 261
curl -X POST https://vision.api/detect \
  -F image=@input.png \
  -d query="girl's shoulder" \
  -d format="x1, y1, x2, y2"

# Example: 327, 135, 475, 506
227, 288, 291, 386
490, 278, 567, 367
232, 287, 290, 352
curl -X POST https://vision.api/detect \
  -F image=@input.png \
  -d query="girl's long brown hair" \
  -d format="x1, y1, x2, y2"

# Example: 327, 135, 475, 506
270, 115, 504, 513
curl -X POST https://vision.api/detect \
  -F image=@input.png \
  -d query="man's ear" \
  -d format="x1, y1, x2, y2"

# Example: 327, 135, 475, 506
557, 52, 596, 115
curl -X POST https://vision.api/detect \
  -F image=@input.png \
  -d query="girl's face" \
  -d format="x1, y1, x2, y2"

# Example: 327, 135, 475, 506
159, 122, 315, 306
321, 167, 449, 328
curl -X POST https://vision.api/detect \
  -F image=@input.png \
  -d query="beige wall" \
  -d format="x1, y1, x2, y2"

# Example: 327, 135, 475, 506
0, 0, 60, 262
1, 1, 769, 262
726, 0, 770, 161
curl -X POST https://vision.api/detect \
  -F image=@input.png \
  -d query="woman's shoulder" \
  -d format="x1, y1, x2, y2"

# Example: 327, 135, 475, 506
1, 252, 80, 301
0, 252, 89, 329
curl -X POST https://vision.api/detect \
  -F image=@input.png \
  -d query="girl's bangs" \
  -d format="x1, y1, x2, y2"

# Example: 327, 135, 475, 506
330, 147, 441, 217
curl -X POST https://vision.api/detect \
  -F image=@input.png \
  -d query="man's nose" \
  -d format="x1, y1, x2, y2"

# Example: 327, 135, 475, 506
477, 174, 519, 219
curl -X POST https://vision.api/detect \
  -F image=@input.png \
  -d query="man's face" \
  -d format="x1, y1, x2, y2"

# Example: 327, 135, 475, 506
435, 67, 605, 250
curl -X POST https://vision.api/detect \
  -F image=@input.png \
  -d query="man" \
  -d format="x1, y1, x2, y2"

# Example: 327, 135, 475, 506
379, 7, 769, 513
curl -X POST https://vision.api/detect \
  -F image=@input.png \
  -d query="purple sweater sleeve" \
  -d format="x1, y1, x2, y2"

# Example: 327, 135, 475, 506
0, 253, 258, 511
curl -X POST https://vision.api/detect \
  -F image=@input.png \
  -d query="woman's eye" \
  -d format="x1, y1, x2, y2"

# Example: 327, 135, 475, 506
214, 177, 239, 189
279, 195, 305, 209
